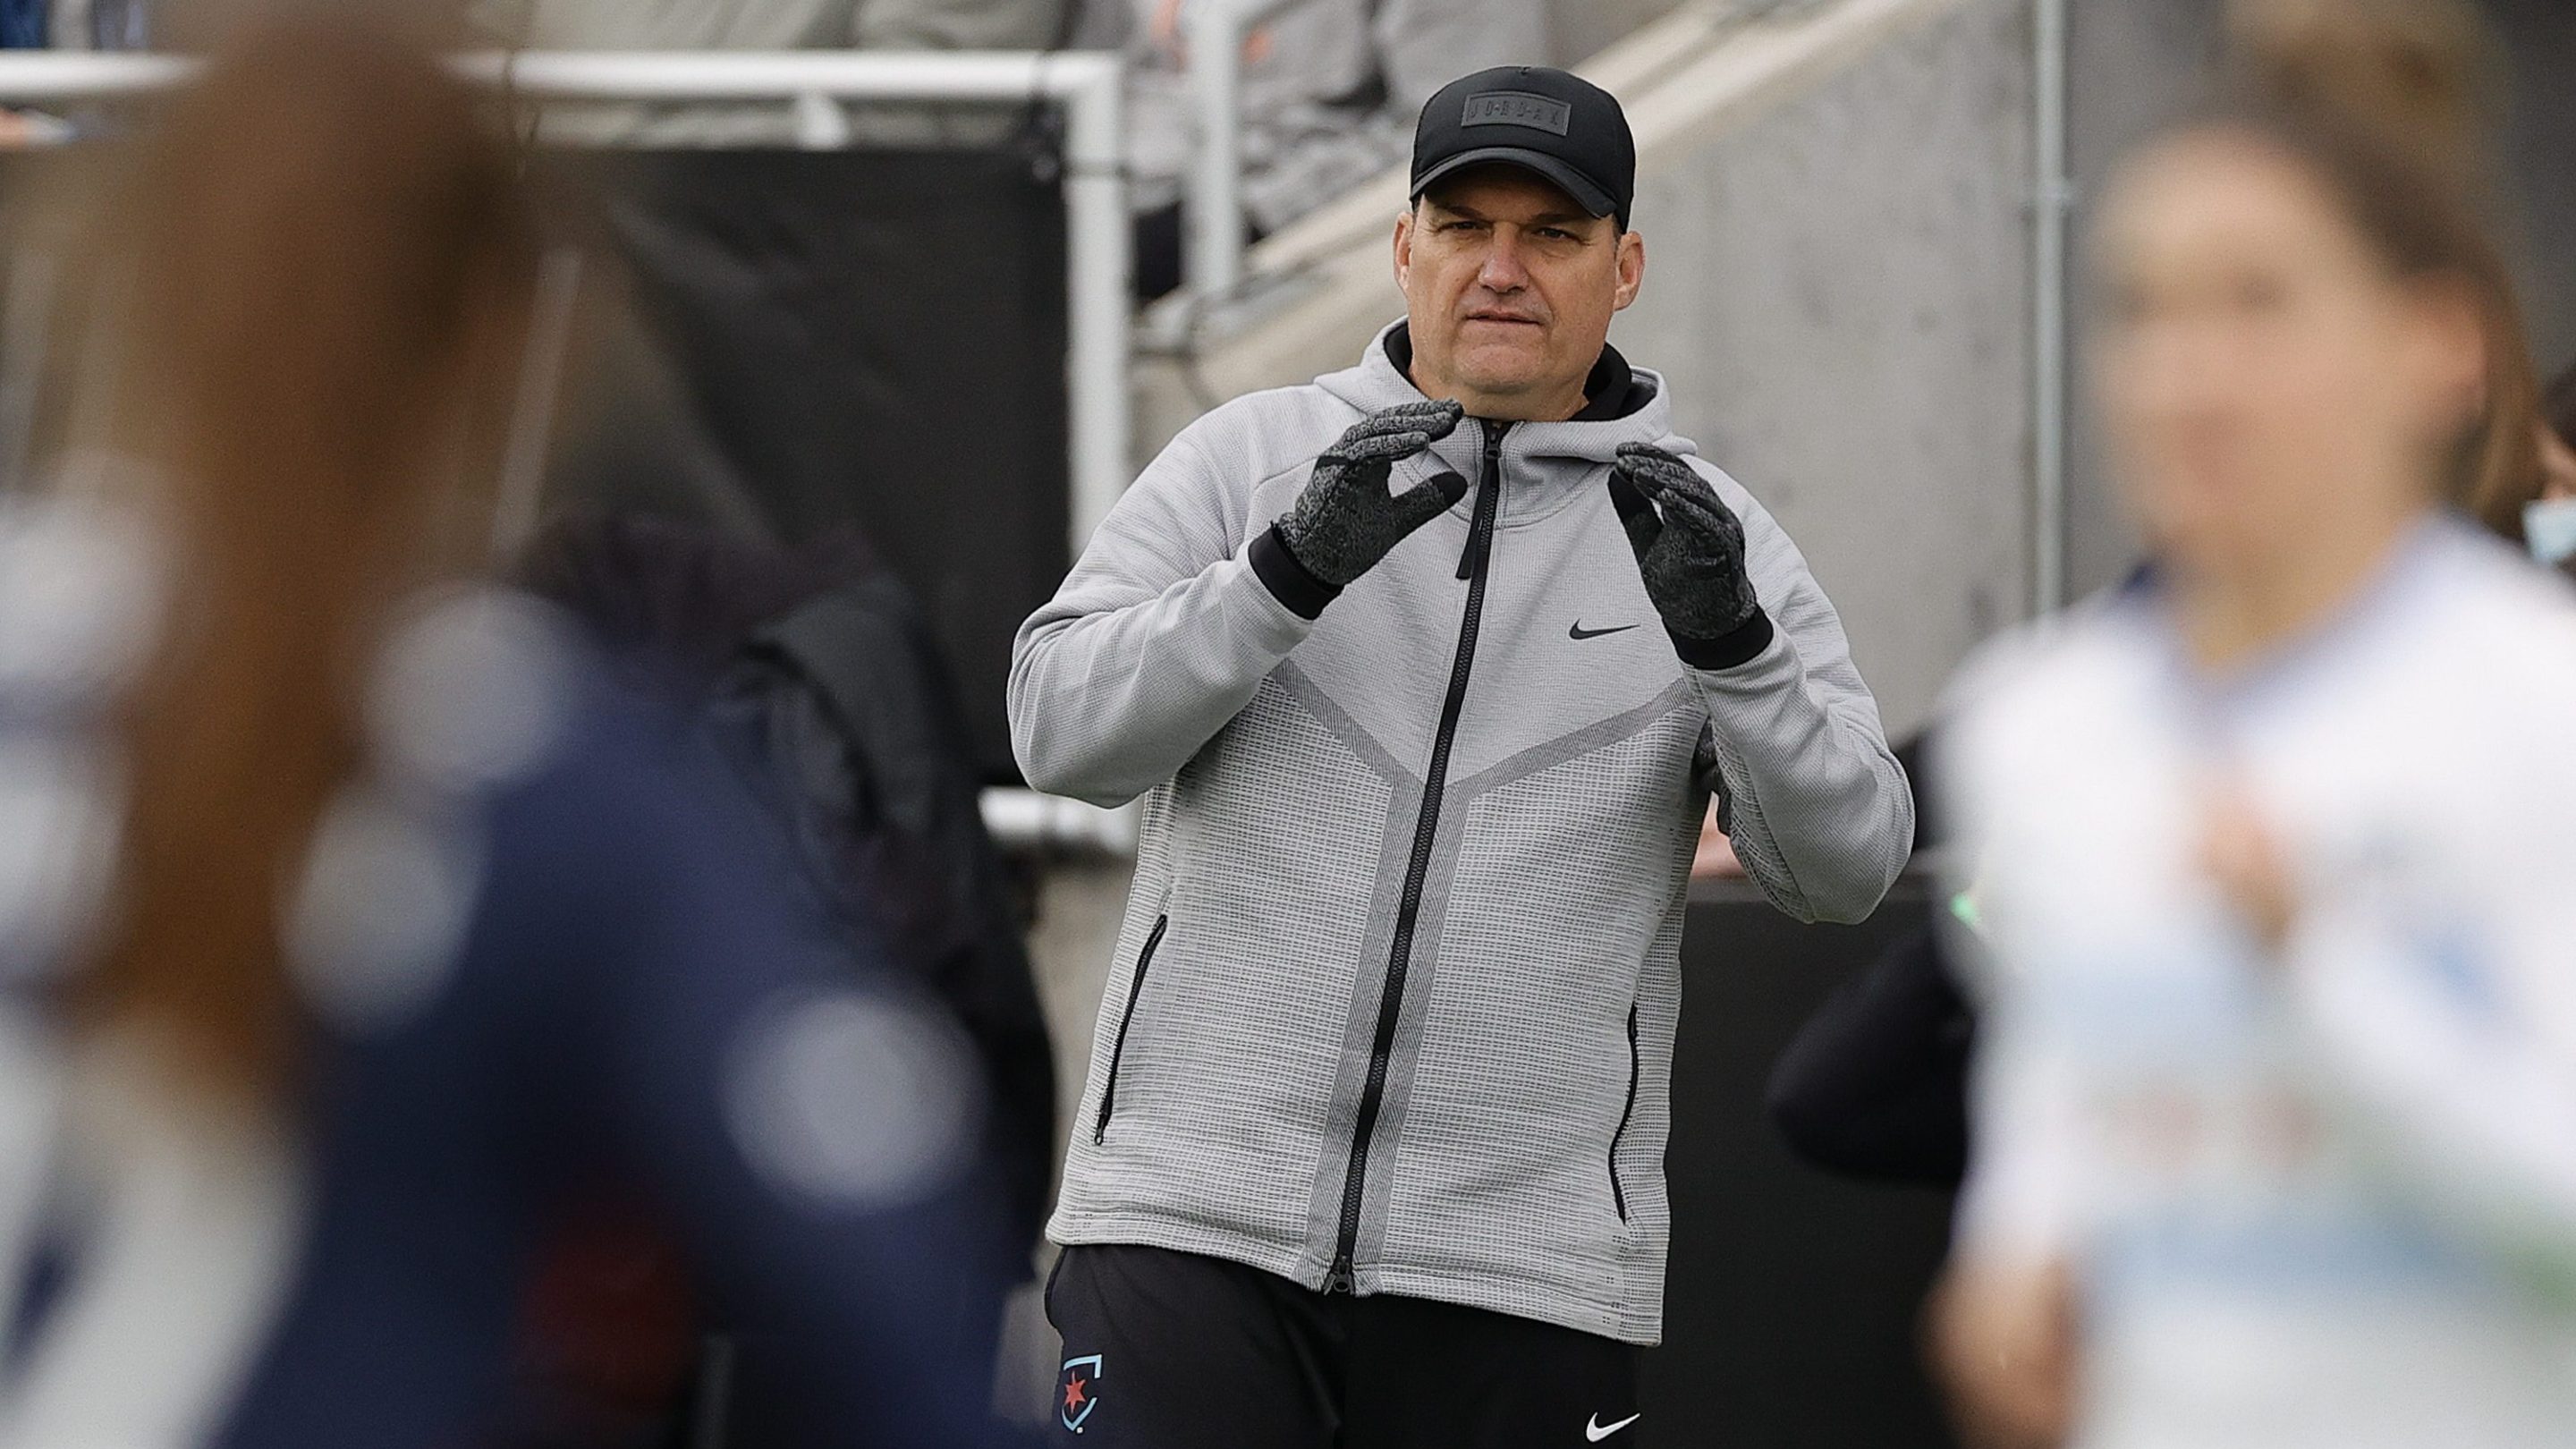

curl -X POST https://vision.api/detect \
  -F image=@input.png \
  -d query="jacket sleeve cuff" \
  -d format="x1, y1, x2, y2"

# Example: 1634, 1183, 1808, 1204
1671, 609, 1775, 671
1250, 524, 1342, 621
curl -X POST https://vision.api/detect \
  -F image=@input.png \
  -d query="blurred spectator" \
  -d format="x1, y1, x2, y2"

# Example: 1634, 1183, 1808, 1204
2526, 360, 2576, 563
518, 514, 1059, 1394
0, 16, 1019, 1446
0, 0, 147, 148
2546, 361, 2576, 487
1931, 4, 2576, 1449
1763, 733, 1976, 1188
2, 0, 150, 48
470, 0, 1072, 148
1766, 915, 1973, 1184
1121, 0, 1547, 299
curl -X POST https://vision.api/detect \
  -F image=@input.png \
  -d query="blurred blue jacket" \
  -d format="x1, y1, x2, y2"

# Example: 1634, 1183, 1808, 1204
0, 569, 1021, 1447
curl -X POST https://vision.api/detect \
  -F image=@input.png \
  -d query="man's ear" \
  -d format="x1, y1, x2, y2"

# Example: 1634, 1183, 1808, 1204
1394, 206, 1416, 292
1613, 231, 1646, 312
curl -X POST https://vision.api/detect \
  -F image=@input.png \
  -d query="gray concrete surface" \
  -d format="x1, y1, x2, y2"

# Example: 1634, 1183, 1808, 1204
1608, 0, 2035, 741
1554, 0, 1698, 62
2059, 0, 2227, 597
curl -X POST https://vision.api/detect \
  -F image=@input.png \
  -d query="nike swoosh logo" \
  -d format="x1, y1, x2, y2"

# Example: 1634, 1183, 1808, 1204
1569, 622, 1640, 641
1587, 1413, 1642, 1441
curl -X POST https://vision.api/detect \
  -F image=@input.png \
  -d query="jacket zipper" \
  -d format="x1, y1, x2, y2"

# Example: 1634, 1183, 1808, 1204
1608, 1005, 1640, 1223
1092, 913, 1169, 1144
1326, 419, 1508, 1293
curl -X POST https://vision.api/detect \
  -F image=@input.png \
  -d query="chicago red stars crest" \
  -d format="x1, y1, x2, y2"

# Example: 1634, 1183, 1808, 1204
1059, 1353, 1103, 1434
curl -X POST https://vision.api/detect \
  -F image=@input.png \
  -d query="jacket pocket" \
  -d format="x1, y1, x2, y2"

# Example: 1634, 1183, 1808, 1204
1608, 1004, 1640, 1223
1091, 914, 1169, 1144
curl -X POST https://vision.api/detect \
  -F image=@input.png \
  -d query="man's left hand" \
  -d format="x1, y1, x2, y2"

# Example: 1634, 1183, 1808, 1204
1609, 444, 1762, 648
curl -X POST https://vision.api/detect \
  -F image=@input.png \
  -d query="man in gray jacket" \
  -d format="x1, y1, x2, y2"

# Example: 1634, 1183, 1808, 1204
1013, 64, 1911, 1447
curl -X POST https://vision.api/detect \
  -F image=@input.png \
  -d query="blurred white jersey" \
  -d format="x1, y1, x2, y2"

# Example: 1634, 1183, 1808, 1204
1943, 519, 2576, 1449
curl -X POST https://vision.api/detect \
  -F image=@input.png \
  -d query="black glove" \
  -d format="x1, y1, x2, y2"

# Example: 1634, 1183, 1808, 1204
1609, 443, 1773, 667
1272, 400, 1470, 589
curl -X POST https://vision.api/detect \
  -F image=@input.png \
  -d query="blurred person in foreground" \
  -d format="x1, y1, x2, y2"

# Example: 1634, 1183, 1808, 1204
0, 15, 1018, 1447
1930, 4, 2576, 1447
1767, 0, 2564, 1194
1013, 62, 1910, 1445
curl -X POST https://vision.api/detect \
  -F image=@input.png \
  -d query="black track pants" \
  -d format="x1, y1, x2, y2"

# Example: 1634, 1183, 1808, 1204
1044, 1244, 1647, 1449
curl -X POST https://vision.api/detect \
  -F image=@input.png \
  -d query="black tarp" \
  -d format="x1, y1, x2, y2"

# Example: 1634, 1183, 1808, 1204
551, 147, 1072, 785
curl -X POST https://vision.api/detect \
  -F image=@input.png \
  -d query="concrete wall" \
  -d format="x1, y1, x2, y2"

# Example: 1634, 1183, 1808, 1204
1607, 0, 2034, 740
2060, 0, 2227, 597
1553, 0, 1697, 62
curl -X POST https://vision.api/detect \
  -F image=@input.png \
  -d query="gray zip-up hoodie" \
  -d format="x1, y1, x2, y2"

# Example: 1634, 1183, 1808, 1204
1012, 323, 1911, 1343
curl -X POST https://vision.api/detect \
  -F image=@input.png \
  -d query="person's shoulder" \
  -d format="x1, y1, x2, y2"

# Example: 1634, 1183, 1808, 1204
1157, 383, 1366, 489
2429, 523, 2576, 640
1942, 590, 2165, 768
2384, 522, 2576, 689
2399, 524, 2576, 724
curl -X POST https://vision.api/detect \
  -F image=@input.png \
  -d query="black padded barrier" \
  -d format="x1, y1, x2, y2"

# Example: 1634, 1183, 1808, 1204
1650, 879, 1959, 1447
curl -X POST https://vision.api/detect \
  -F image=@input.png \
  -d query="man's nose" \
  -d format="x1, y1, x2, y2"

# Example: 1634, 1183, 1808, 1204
1477, 233, 1531, 293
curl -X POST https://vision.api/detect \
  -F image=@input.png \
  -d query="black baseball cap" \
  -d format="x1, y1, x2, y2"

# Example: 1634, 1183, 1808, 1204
1411, 65, 1636, 229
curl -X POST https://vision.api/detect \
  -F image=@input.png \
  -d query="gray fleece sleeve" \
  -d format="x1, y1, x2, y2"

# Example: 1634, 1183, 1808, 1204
1688, 479, 1914, 925
1009, 428, 1317, 808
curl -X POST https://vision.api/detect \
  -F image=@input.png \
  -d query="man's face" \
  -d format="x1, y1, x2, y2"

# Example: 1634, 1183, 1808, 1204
1394, 166, 1644, 419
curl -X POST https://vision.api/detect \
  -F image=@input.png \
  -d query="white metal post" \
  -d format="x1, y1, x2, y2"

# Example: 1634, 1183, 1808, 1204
1184, 0, 1248, 302
1183, 0, 1297, 306
2030, 0, 2070, 617
1056, 54, 1134, 556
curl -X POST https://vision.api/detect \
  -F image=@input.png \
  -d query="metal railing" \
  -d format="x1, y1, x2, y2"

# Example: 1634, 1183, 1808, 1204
0, 49, 1132, 562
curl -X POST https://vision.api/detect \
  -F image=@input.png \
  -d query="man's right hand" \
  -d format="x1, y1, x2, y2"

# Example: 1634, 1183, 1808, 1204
1273, 400, 1470, 589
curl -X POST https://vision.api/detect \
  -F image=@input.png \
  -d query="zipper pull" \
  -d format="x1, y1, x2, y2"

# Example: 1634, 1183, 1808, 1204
1455, 420, 1509, 580
1326, 1257, 1356, 1295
